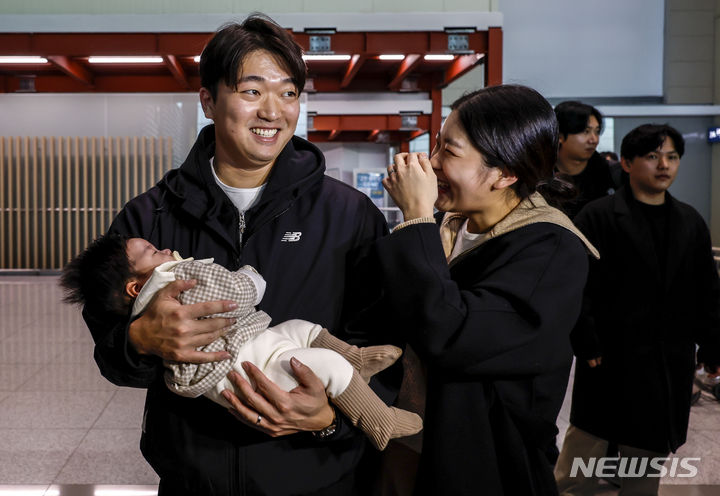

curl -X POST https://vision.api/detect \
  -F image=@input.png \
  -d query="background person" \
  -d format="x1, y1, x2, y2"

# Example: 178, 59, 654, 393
356, 84, 598, 495
81, 15, 391, 495
554, 101, 618, 218
555, 124, 720, 496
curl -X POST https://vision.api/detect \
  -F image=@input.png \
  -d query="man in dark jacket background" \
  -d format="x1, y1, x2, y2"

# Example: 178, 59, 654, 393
554, 101, 618, 218
554, 124, 720, 495
82, 14, 390, 495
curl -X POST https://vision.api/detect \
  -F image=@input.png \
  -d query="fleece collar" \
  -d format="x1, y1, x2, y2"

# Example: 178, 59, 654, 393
439, 192, 600, 261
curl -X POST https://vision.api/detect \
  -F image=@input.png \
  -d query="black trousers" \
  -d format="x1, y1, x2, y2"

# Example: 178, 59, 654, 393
158, 470, 357, 496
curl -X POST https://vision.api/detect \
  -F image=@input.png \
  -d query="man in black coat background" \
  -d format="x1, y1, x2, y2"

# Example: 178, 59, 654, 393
554, 124, 720, 495
554, 101, 618, 219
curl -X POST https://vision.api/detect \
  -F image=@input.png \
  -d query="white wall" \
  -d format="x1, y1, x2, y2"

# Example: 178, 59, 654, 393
501, 0, 665, 98
0, 0, 499, 14
0, 93, 199, 168
317, 142, 390, 176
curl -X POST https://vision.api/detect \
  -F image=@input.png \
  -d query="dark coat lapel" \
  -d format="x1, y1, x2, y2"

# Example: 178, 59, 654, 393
663, 193, 690, 293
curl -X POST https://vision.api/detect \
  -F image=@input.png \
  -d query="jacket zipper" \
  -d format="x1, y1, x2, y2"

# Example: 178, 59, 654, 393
239, 203, 293, 247
238, 210, 246, 247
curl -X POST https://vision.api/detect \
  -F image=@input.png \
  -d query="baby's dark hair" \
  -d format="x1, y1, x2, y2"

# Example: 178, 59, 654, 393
60, 233, 134, 316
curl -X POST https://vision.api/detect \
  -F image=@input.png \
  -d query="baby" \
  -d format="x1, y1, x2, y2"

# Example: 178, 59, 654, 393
61, 234, 422, 450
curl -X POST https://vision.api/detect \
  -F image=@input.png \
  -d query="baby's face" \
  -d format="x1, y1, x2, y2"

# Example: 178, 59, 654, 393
126, 238, 176, 275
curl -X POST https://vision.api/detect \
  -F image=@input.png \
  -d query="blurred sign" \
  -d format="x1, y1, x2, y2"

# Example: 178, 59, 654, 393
708, 127, 720, 143
353, 169, 386, 208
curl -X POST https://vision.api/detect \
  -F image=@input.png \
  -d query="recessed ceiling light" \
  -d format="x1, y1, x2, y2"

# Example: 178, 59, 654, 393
424, 54, 455, 61
378, 54, 405, 61
193, 55, 201, 63
302, 54, 352, 61
0, 56, 48, 64
88, 56, 164, 64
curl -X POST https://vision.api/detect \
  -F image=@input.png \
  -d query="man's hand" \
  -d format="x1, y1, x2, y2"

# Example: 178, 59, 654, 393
221, 357, 335, 437
128, 279, 237, 363
587, 356, 602, 368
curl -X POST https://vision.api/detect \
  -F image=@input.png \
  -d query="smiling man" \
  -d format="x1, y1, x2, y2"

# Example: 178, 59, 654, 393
555, 124, 720, 495
81, 15, 390, 496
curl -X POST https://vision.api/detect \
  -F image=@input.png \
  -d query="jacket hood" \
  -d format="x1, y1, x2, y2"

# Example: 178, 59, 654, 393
439, 192, 600, 260
157, 124, 326, 222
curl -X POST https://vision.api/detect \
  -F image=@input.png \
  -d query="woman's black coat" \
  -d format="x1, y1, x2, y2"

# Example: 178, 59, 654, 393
570, 186, 720, 453
357, 218, 589, 495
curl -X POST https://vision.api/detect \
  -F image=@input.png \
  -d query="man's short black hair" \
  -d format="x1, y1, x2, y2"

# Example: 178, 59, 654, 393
200, 13, 307, 101
555, 101, 603, 138
620, 124, 685, 161
60, 234, 134, 317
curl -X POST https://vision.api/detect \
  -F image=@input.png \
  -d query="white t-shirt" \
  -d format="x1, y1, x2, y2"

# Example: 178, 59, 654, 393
210, 157, 266, 212
449, 219, 488, 262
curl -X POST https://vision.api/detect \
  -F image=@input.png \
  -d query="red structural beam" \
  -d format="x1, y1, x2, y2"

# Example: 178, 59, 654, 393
312, 114, 430, 132
388, 54, 422, 90
157, 33, 211, 55
0, 31, 492, 59
47, 56, 94, 87
442, 53, 484, 88
163, 55, 190, 90
430, 81, 442, 152
2, 74, 201, 93
308, 130, 420, 144
34, 34, 159, 55
340, 54, 366, 89
0, 30, 500, 93
486, 27, 503, 87
295, 31, 488, 55
0, 33, 208, 56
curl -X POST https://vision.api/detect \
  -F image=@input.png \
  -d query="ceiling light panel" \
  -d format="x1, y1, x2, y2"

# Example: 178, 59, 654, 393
88, 56, 164, 64
302, 54, 352, 61
424, 54, 455, 61
0, 56, 48, 64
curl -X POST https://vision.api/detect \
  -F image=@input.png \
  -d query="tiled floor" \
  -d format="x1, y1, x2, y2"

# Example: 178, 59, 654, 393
1, 275, 719, 495
0, 276, 159, 494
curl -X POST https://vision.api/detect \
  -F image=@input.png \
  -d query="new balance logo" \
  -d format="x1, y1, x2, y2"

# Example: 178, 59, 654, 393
281, 232, 302, 242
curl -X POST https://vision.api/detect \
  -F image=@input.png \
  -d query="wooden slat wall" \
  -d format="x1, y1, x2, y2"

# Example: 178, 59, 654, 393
0, 136, 173, 270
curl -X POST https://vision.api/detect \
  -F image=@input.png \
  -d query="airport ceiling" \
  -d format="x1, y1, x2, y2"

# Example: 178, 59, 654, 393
0, 27, 502, 144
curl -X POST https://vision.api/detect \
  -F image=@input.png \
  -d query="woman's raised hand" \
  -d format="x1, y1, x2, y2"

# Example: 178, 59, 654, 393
383, 152, 437, 222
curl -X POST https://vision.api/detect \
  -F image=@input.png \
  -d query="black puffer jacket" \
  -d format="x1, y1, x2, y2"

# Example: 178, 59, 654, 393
83, 125, 390, 495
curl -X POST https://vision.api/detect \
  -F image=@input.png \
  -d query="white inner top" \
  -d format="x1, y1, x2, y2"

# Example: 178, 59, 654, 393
210, 157, 266, 212
449, 219, 488, 262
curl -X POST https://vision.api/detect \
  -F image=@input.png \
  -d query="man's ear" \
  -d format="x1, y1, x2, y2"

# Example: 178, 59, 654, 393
125, 280, 142, 299
492, 169, 518, 191
621, 157, 632, 174
199, 87, 215, 120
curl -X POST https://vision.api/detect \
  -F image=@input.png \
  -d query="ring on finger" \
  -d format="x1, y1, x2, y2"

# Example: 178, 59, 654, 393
256, 414, 262, 425
388, 166, 396, 175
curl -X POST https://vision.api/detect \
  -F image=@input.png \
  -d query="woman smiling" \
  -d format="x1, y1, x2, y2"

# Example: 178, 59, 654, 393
368, 85, 599, 495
